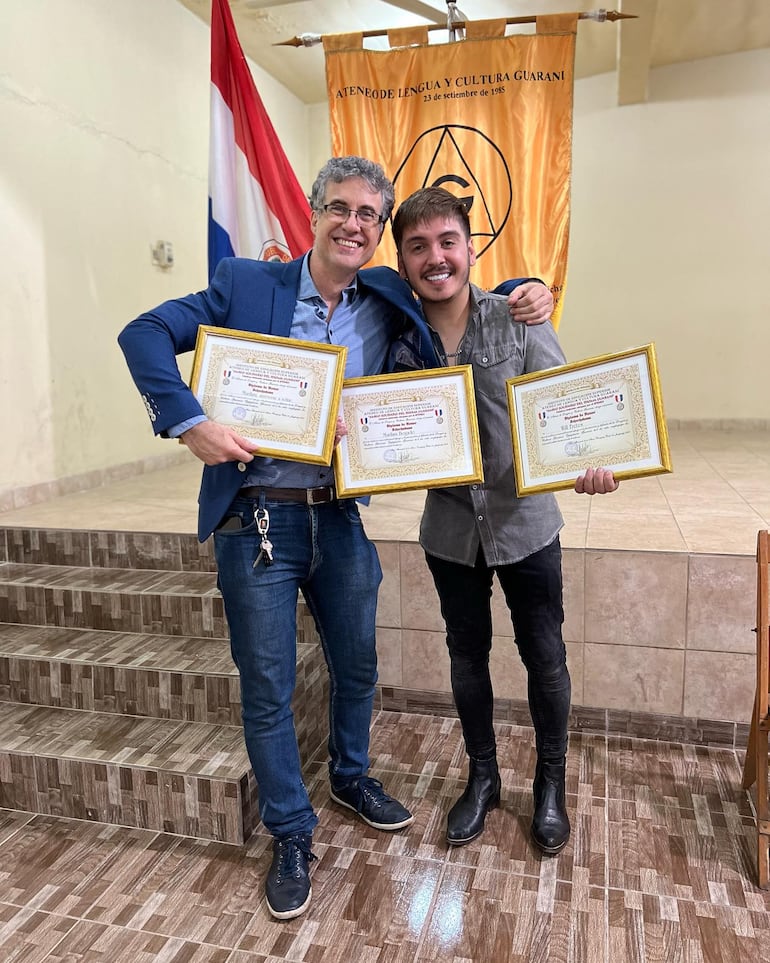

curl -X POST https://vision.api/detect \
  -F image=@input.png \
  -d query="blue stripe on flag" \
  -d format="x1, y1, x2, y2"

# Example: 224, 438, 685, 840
207, 198, 235, 281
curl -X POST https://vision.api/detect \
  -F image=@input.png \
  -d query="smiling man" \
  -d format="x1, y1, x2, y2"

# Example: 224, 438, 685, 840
389, 186, 617, 857
118, 157, 554, 921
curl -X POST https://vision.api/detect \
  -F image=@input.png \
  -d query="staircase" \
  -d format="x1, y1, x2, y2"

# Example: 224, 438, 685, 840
0, 526, 328, 844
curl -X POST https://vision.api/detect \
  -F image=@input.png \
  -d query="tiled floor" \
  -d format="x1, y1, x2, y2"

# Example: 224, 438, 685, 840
1, 427, 769, 555
0, 427, 768, 960
0, 713, 768, 961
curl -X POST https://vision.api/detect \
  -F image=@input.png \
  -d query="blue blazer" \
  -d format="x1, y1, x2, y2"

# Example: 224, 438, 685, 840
119, 256, 440, 540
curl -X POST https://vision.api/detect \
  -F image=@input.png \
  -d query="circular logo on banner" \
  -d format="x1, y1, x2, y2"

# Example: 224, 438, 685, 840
392, 125, 512, 258
260, 239, 292, 263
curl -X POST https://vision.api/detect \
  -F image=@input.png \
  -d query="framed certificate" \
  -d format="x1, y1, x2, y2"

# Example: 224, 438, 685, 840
189, 326, 347, 465
507, 343, 672, 495
334, 366, 484, 497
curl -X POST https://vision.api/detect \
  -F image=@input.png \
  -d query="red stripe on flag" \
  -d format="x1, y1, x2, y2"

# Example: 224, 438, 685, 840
210, 0, 312, 257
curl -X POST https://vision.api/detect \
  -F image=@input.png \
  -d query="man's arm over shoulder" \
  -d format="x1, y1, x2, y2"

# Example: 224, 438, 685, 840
358, 265, 414, 306
493, 278, 553, 326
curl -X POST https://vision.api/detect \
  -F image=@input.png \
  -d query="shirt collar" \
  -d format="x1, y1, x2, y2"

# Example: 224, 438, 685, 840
425, 285, 482, 339
299, 252, 359, 302
467, 283, 483, 333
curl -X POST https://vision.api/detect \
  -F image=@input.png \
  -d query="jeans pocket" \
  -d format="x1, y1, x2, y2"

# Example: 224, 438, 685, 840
214, 504, 257, 537
339, 499, 363, 526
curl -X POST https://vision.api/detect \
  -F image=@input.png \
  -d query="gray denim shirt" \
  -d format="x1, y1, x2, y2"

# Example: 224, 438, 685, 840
389, 284, 565, 567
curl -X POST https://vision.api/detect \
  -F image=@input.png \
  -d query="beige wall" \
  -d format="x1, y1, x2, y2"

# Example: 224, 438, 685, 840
562, 49, 770, 421
1, 1, 767, 506
0, 0, 309, 504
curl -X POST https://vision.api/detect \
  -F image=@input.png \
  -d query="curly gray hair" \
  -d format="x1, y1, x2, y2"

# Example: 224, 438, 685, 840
309, 156, 395, 221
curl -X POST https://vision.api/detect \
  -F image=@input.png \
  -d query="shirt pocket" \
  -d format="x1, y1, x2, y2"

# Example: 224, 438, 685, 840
473, 340, 526, 400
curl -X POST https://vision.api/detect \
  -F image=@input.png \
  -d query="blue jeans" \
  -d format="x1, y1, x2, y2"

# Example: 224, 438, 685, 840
426, 537, 570, 763
214, 496, 382, 838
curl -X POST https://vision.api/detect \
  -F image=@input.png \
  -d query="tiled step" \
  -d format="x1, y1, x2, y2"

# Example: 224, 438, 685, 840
0, 541, 331, 843
0, 561, 321, 642
1, 527, 217, 572
0, 628, 329, 842
0, 562, 227, 637
0, 622, 328, 755
0, 622, 240, 723
0, 701, 259, 843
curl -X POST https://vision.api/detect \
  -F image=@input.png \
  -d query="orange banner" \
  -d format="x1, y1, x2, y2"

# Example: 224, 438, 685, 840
325, 17, 577, 324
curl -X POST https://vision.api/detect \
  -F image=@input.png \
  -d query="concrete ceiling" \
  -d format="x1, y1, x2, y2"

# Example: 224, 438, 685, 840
177, 0, 770, 105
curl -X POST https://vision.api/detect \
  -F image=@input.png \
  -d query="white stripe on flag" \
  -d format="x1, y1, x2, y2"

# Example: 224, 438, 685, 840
209, 86, 291, 261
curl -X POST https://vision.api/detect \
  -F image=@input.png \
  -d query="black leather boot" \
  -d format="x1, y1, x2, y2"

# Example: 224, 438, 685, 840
446, 755, 501, 845
531, 758, 570, 854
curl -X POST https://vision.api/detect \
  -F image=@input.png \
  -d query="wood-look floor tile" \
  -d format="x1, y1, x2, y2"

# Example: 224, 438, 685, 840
6, 528, 92, 567
343, 718, 610, 888
367, 712, 542, 786
0, 901, 77, 962
1, 563, 173, 592
308, 762, 607, 892
569, 732, 608, 799
89, 531, 184, 572
308, 765, 453, 863
238, 846, 443, 962
608, 796, 770, 910
416, 865, 606, 963
0, 816, 165, 917
141, 570, 220, 596
0, 711, 767, 960
42, 919, 232, 962
607, 737, 752, 815
367, 711, 467, 779
84, 833, 272, 947
0, 703, 167, 761
0, 806, 34, 845
145, 719, 247, 775
607, 888, 770, 963
227, 952, 286, 963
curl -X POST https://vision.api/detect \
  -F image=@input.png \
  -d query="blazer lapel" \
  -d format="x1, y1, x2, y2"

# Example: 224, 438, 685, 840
267, 259, 304, 337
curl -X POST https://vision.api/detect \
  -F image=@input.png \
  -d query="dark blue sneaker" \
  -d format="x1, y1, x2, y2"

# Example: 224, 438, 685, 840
330, 777, 414, 831
265, 833, 317, 920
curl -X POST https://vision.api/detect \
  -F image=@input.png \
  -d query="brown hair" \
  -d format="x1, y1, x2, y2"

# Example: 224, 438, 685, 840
391, 187, 471, 251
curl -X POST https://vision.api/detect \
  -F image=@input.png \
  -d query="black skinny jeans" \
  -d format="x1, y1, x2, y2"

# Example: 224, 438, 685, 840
426, 537, 570, 763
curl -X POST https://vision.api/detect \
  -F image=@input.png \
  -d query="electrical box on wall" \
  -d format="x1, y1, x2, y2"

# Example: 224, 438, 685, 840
150, 240, 174, 269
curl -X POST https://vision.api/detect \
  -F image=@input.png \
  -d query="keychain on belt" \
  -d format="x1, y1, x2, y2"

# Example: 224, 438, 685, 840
254, 506, 274, 567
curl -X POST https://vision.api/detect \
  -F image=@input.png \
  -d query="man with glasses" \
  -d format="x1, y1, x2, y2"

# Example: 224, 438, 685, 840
118, 156, 553, 921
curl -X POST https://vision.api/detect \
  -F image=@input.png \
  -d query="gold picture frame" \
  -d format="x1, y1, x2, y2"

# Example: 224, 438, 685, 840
189, 326, 347, 465
507, 343, 672, 495
334, 366, 484, 497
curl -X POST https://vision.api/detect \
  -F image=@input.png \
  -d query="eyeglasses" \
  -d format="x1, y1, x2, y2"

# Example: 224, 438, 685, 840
319, 202, 385, 227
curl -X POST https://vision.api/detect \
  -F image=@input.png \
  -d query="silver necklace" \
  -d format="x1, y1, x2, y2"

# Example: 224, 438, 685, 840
444, 324, 470, 361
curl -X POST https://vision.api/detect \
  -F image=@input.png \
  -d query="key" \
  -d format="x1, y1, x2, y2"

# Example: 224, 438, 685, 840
253, 537, 274, 568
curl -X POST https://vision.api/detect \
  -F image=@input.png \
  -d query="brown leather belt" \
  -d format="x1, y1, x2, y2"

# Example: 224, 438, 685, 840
239, 485, 336, 505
